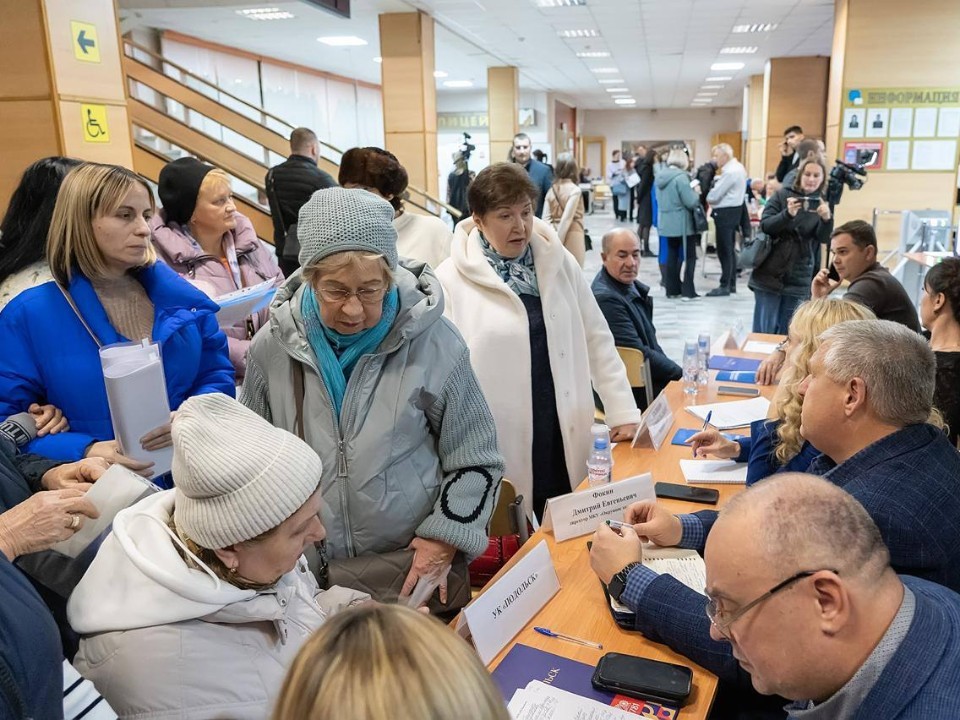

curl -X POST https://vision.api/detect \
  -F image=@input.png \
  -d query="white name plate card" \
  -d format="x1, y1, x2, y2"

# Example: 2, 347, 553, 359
462, 540, 560, 664
631, 392, 673, 451
542, 474, 656, 543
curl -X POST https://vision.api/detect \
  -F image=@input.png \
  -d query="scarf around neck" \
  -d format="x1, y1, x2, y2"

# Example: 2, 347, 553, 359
300, 285, 399, 418
479, 232, 540, 297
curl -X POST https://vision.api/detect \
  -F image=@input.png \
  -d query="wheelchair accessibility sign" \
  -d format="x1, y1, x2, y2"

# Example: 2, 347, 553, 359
82, 104, 110, 143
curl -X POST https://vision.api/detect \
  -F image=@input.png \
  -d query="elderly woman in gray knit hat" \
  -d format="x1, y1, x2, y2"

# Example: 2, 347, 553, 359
67, 393, 369, 720
241, 187, 503, 610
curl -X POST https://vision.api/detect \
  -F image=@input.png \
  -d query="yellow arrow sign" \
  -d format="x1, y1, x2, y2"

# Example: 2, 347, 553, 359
81, 104, 110, 143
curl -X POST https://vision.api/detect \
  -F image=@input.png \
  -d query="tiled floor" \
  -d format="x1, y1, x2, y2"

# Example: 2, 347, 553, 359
581, 210, 757, 362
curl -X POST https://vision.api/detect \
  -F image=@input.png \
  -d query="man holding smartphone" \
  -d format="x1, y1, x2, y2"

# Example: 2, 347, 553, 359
775, 125, 805, 183
811, 220, 920, 331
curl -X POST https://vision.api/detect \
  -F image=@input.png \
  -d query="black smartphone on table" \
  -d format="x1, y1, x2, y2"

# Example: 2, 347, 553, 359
655, 482, 719, 505
592, 652, 693, 706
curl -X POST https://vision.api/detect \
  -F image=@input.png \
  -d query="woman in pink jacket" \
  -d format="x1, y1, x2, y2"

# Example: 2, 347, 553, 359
151, 157, 283, 380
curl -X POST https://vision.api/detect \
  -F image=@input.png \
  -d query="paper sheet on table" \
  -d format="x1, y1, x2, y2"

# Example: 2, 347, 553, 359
679, 459, 748, 485
685, 396, 769, 430
51, 464, 159, 558
508, 681, 638, 720
742, 340, 779, 354
100, 342, 173, 475
609, 545, 706, 615
215, 279, 277, 328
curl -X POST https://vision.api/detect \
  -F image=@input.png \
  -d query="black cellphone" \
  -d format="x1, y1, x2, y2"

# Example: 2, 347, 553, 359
828, 263, 841, 282
655, 482, 719, 505
592, 652, 693, 706
803, 196, 821, 211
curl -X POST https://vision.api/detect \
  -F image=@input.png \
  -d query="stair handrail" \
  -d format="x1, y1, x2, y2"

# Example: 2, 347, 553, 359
123, 37, 459, 219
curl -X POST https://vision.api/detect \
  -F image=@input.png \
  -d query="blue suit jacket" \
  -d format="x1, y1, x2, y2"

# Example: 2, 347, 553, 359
631, 424, 960, 698
0, 263, 235, 460
590, 268, 682, 391
523, 159, 553, 216
739, 419, 821, 485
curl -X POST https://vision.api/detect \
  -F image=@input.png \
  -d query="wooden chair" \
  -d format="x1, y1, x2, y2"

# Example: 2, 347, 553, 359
616, 346, 654, 408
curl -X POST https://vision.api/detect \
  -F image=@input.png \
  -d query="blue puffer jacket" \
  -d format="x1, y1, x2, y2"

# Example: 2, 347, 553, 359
0, 263, 235, 461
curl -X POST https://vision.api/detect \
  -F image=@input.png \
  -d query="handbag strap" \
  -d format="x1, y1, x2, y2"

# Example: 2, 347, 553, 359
265, 168, 288, 236
56, 281, 103, 348
291, 358, 305, 441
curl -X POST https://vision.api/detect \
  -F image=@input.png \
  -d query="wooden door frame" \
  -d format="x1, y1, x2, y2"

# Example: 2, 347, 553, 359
580, 135, 606, 179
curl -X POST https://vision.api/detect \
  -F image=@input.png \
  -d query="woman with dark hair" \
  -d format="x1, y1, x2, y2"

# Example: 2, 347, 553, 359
749, 156, 833, 334
436, 163, 639, 519
339, 147, 452, 269
0, 157, 83, 309
634, 147, 656, 257
920, 257, 960, 445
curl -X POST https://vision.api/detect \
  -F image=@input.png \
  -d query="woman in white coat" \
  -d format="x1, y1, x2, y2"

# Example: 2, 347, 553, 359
436, 163, 640, 519
67, 393, 367, 720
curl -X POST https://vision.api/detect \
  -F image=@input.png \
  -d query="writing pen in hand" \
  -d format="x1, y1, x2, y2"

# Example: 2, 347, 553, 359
693, 410, 713, 458
535, 627, 603, 650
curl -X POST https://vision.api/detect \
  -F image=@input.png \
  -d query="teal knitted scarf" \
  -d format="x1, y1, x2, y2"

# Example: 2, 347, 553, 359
300, 285, 399, 418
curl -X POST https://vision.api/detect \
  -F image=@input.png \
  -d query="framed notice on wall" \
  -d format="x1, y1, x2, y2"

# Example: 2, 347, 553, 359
842, 87, 960, 172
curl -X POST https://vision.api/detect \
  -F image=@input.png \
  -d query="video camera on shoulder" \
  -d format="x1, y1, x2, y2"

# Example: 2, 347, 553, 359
826, 148, 875, 205
459, 132, 476, 162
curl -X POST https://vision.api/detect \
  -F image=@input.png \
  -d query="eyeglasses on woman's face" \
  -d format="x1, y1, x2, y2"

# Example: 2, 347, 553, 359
315, 285, 387, 306
705, 569, 837, 639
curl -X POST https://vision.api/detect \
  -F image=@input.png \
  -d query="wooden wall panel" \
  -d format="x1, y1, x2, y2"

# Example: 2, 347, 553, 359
59, 100, 133, 166
764, 57, 829, 169
0, 100, 60, 208
1, 1, 54, 99
43, 0, 126, 102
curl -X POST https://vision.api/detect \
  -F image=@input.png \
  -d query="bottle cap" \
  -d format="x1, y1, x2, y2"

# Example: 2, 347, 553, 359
594, 436, 608, 450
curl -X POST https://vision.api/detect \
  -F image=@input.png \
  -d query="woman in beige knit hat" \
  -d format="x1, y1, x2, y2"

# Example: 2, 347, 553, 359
68, 393, 369, 720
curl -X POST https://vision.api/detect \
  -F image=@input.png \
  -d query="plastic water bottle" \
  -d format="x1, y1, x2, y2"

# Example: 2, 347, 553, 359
586, 436, 613, 486
682, 341, 699, 395
591, 423, 614, 468
697, 333, 711, 387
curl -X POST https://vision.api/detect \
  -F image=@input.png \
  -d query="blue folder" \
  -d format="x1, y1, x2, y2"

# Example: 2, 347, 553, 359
708, 356, 762, 372
716, 370, 758, 384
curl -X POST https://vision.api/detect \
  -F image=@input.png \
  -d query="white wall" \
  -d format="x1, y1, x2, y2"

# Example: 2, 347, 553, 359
581, 108, 742, 169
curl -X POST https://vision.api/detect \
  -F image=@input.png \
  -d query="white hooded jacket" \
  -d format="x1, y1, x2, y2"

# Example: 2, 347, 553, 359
67, 491, 367, 720
435, 217, 640, 516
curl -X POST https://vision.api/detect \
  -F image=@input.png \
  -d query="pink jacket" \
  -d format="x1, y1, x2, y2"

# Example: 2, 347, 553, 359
150, 211, 283, 379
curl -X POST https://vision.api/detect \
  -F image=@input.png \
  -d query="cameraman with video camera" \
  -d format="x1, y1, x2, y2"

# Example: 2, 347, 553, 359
748, 156, 833, 333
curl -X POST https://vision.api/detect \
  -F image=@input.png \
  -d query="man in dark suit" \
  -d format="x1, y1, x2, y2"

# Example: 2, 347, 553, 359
512, 132, 552, 216
265, 127, 337, 275
591, 229, 681, 409
589, 319, 960, 718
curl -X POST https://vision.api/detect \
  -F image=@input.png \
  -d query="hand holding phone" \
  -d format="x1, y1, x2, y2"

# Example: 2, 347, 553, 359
803, 196, 821, 212
828, 263, 840, 282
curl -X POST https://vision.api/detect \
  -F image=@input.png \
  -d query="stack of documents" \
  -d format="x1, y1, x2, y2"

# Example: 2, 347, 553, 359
685, 396, 770, 429
679, 459, 748, 485
508, 681, 639, 720
215, 279, 276, 328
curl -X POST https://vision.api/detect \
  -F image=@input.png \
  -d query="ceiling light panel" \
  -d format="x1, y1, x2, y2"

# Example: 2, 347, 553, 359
443, 80, 474, 88
557, 29, 600, 38
576, 51, 610, 58
534, 0, 587, 6
701, 85, 723, 89
590, 67, 619, 73
711, 62, 745, 71
236, 8, 294, 20
598, 78, 624, 84
433, 70, 448, 78
318, 36, 367, 46
732, 23, 777, 33
614, 98, 636, 105
720, 46, 758, 54
706, 76, 732, 81
605, 87, 628, 92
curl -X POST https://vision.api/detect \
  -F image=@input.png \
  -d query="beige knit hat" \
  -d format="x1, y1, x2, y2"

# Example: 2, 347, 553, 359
297, 187, 399, 269
172, 393, 322, 549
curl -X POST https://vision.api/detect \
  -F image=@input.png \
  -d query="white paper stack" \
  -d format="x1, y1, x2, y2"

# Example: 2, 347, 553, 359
685, 396, 770, 430
508, 681, 637, 720
679, 459, 748, 484
610, 545, 707, 614
215, 279, 276, 328
100, 340, 173, 475
52, 464, 159, 557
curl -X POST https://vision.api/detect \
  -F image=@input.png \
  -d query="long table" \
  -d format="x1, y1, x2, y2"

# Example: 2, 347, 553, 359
475, 333, 784, 719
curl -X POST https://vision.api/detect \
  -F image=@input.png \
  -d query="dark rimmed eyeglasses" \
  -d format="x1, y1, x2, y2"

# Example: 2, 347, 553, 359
705, 569, 837, 638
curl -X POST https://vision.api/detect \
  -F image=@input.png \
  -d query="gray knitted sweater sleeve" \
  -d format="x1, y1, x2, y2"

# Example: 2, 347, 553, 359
418, 348, 504, 559
239, 355, 272, 423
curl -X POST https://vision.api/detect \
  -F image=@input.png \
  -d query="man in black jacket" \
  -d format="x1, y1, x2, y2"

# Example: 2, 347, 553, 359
265, 127, 337, 275
592, 229, 681, 409
774, 125, 804, 183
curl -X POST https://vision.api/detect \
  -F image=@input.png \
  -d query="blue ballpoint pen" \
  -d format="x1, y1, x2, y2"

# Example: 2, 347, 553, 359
534, 626, 603, 649
693, 410, 713, 457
